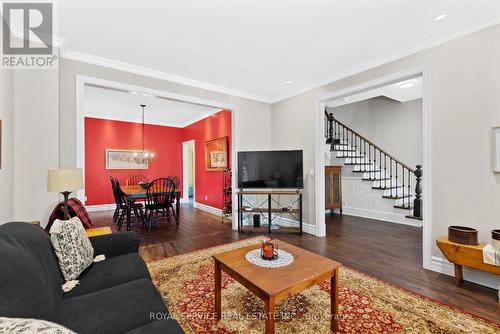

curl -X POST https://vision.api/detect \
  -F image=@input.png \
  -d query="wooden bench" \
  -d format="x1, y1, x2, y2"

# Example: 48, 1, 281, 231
436, 237, 500, 286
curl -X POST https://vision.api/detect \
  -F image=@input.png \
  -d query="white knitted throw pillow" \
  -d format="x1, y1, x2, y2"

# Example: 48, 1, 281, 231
49, 217, 94, 285
0, 317, 76, 334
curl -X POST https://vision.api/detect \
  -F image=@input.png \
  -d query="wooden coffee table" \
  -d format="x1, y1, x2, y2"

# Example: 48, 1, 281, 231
213, 240, 342, 333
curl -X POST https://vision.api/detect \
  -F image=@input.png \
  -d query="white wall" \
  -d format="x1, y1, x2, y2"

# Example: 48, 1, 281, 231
13, 70, 60, 225
271, 90, 318, 229
330, 98, 423, 168
271, 24, 500, 286
232, 98, 272, 151
0, 70, 15, 224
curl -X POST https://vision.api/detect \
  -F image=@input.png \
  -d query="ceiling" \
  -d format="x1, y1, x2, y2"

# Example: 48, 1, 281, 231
84, 84, 221, 127
58, 1, 500, 103
327, 76, 423, 108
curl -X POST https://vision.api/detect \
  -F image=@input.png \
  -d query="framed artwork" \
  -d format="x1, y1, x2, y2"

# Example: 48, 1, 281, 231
493, 127, 500, 173
205, 137, 228, 171
106, 149, 148, 169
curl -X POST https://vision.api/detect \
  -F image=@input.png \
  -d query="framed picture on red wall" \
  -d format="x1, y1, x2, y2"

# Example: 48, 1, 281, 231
205, 137, 228, 171
106, 149, 149, 169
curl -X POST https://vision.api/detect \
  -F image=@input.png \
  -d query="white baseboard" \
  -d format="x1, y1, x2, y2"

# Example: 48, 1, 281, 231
430, 256, 499, 290
302, 222, 317, 236
86, 204, 115, 212
194, 202, 222, 216
342, 207, 422, 227
271, 216, 317, 236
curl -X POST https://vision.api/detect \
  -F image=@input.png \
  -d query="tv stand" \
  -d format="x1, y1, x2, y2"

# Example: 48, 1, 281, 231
237, 189, 302, 235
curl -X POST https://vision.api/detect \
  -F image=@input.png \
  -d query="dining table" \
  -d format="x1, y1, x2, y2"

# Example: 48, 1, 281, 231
120, 185, 182, 231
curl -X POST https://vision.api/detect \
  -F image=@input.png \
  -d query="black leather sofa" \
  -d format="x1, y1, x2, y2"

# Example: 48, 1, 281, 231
0, 222, 184, 334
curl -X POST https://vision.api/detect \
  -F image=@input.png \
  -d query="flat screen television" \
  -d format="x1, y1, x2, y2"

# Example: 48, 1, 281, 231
237, 150, 303, 189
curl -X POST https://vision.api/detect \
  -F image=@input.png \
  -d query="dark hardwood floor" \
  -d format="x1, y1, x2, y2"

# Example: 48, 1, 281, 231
90, 205, 499, 323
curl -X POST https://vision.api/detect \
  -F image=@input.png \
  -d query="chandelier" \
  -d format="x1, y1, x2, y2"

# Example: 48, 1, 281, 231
134, 104, 155, 164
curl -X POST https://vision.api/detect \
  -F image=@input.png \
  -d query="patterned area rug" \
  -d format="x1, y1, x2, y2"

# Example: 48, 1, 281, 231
147, 237, 499, 333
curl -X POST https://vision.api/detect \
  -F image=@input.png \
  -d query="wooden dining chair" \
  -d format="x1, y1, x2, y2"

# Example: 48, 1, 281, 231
110, 176, 121, 223
126, 175, 148, 186
145, 178, 177, 230
164, 178, 177, 223
167, 176, 179, 190
113, 178, 145, 230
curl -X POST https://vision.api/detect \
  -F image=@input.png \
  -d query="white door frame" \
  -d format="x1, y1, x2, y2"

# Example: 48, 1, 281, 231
76, 75, 239, 230
182, 140, 195, 203
314, 66, 432, 270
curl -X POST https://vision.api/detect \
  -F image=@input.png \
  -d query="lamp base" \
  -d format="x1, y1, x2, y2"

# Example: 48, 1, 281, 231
61, 191, 71, 220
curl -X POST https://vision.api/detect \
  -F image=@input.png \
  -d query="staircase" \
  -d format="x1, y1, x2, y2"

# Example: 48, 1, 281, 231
324, 111, 423, 221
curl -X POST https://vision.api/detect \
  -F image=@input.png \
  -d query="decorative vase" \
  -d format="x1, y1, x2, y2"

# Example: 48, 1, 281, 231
448, 226, 478, 245
261, 241, 275, 260
492, 230, 500, 251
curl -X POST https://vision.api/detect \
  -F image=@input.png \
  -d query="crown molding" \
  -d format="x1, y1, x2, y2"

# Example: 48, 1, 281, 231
85, 107, 222, 129
59, 13, 500, 105
84, 114, 184, 128
178, 108, 223, 128
59, 44, 272, 104
269, 13, 500, 104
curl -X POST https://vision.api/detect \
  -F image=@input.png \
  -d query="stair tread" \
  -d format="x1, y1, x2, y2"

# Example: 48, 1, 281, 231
345, 163, 373, 166
383, 194, 412, 199
362, 178, 390, 181
337, 155, 364, 159
372, 186, 401, 190
394, 204, 413, 210
353, 170, 382, 173
405, 215, 423, 221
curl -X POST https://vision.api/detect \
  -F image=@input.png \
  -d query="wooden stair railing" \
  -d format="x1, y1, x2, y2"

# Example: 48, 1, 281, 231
325, 110, 423, 220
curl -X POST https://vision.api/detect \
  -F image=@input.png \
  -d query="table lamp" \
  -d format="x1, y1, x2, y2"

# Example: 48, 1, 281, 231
47, 168, 84, 220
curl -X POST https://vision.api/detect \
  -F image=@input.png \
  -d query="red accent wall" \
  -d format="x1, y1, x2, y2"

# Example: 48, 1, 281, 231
84, 117, 184, 206
84, 110, 231, 209
183, 110, 232, 209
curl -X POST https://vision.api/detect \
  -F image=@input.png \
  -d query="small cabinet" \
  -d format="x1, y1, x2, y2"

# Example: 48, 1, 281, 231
325, 166, 342, 214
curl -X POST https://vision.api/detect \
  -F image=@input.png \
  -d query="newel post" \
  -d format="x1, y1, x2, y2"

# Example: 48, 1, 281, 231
413, 165, 423, 218
328, 113, 335, 151
325, 113, 333, 142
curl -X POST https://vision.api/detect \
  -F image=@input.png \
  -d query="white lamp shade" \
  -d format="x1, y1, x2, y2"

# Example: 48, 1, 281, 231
47, 168, 84, 192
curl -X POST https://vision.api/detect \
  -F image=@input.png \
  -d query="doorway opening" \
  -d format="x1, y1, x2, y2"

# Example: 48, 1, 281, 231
75, 75, 239, 230
325, 75, 423, 227
315, 67, 431, 269
182, 140, 195, 205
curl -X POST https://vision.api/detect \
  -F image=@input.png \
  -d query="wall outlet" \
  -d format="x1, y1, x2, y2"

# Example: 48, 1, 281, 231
205, 195, 208, 201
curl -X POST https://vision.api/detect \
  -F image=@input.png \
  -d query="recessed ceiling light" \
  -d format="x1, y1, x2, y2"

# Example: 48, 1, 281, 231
434, 14, 446, 21
141, 93, 154, 97
343, 97, 350, 102
397, 80, 416, 89
130, 91, 138, 95
284, 80, 292, 84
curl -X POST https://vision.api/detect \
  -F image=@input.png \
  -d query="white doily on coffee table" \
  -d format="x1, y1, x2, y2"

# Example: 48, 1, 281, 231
245, 249, 294, 268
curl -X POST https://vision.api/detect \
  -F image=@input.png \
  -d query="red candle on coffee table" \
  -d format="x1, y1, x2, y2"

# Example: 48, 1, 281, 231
262, 242, 275, 259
